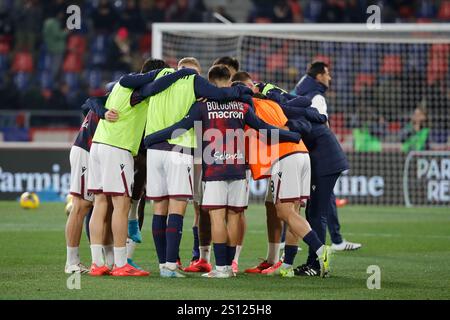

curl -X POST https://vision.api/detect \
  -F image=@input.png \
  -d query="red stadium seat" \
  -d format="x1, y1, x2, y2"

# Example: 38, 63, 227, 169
0, 35, 12, 54
388, 121, 401, 133
313, 54, 332, 69
438, 1, 450, 20
380, 54, 402, 75
63, 53, 83, 73
66, 34, 87, 55
139, 33, 152, 56
11, 51, 34, 73
427, 44, 449, 85
354, 73, 375, 93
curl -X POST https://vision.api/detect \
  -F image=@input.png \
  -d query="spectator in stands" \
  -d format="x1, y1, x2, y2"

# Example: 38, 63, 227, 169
120, 0, 145, 34
13, 0, 42, 52
42, 10, 67, 82
107, 27, 132, 74
272, 0, 293, 23
92, 0, 119, 33
318, 0, 346, 23
166, 0, 206, 22
141, 0, 167, 30
400, 106, 430, 151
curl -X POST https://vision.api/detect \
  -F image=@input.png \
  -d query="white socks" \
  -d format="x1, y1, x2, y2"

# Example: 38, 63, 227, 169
114, 247, 127, 268
234, 245, 243, 263
90, 244, 104, 266
267, 242, 281, 264
316, 245, 324, 258
103, 245, 114, 268
199, 245, 211, 262
166, 262, 177, 271
128, 199, 139, 221
126, 238, 136, 259
66, 247, 80, 266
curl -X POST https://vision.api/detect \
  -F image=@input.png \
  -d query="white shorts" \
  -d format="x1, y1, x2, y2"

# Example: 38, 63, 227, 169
202, 177, 249, 212
146, 149, 194, 200
265, 153, 311, 203
87, 143, 134, 197
69, 146, 94, 202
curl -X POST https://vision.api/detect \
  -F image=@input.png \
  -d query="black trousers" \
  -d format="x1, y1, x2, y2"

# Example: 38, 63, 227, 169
305, 172, 341, 268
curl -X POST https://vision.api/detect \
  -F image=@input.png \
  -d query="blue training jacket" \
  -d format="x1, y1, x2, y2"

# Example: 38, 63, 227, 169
294, 75, 349, 176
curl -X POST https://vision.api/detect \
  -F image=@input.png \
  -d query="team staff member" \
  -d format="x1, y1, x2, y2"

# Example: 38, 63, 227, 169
293, 61, 360, 276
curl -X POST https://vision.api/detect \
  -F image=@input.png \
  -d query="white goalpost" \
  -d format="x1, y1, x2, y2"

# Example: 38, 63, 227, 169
152, 23, 450, 207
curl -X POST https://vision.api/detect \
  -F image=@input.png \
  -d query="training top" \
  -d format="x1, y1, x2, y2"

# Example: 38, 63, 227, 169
93, 82, 150, 156
247, 98, 310, 180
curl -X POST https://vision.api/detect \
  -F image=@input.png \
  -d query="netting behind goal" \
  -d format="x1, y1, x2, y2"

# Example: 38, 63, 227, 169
154, 24, 450, 207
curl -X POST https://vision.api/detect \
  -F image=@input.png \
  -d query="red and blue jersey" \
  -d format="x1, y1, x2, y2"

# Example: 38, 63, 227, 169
73, 110, 101, 152
144, 99, 301, 181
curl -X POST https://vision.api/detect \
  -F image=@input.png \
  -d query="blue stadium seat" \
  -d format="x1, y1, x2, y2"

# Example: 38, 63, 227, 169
39, 70, 54, 90
64, 72, 80, 91
13, 72, 31, 91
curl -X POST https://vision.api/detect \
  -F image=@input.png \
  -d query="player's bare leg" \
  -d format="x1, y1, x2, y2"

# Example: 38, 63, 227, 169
88, 193, 111, 275
231, 212, 246, 273
227, 209, 241, 275
102, 208, 114, 269
244, 201, 282, 274
275, 201, 331, 277
65, 196, 92, 273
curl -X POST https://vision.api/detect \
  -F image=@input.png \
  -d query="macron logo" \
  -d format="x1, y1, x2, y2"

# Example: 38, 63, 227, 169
206, 101, 244, 120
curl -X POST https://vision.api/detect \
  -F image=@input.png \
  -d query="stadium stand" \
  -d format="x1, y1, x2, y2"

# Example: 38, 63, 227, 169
0, 0, 449, 146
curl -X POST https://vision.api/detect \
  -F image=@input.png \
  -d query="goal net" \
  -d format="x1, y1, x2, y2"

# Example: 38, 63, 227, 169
152, 23, 450, 207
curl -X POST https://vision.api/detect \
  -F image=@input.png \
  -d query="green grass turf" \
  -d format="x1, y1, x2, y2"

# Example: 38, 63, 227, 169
0, 201, 449, 300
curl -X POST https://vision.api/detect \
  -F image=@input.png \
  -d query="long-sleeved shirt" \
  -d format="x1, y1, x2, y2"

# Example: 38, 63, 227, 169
144, 99, 301, 181
74, 96, 108, 152
139, 72, 254, 107
119, 68, 198, 105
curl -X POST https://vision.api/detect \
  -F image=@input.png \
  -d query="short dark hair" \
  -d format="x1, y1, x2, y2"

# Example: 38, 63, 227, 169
307, 61, 328, 79
141, 58, 169, 73
208, 65, 231, 82
231, 71, 251, 83
213, 56, 240, 72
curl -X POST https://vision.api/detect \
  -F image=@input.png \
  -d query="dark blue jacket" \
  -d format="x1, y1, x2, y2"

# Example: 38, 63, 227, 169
294, 75, 349, 176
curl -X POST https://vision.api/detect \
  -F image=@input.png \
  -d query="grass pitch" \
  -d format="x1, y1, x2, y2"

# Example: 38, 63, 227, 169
0, 201, 449, 300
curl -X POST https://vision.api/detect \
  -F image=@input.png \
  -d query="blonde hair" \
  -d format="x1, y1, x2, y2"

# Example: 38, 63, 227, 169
178, 57, 201, 73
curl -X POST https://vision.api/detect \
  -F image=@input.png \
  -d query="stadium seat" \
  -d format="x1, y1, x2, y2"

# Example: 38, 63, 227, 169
0, 34, 12, 54
388, 121, 401, 133
11, 51, 34, 73
63, 53, 83, 73
64, 72, 80, 91
39, 70, 54, 90
139, 33, 152, 56
0, 53, 8, 73
13, 72, 31, 91
354, 73, 375, 93
427, 44, 449, 85
438, 1, 450, 21
380, 54, 402, 76
66, 34, 87, 55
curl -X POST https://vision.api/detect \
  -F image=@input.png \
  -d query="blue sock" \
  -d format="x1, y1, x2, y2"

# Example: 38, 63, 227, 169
281, 222, 287, 243
152, 215, 167, 264
303, 230, 323, 254
213, 243, 227, 267
192, 226, 200, 260
283, 245, 298, 265
226, 246, 236, 266
166, 214, 184, 264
